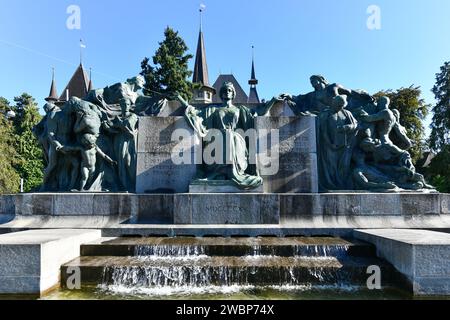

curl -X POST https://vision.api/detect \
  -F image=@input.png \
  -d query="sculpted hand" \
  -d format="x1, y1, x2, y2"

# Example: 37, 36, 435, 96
385, 182, 398, 189
55, 142, 64, 152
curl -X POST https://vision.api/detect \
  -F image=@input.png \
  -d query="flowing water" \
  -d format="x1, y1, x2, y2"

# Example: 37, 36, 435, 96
41, 284, 411, 300
40, 237, 414, 299
1, 237, 416, 300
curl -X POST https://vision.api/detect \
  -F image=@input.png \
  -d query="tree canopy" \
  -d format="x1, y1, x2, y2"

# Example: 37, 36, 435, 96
13, 94, 44, 192
140, 27, 194, 101
2, 93, 45, 192
426, 62, 450, 192
429, 61, 450, 152
0, 98, 20, 193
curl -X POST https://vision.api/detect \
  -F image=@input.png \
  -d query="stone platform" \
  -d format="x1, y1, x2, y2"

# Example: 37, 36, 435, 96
189, 180, 264, 193
0, 229, 101, 295
0, 192, 449, 235
355, 229, 450, 296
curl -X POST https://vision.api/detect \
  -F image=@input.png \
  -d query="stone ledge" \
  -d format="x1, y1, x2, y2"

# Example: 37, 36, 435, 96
354, 229, 450, 296
0, 229, 101, 295
1, 193, 449, 226
189, 180, 264, 193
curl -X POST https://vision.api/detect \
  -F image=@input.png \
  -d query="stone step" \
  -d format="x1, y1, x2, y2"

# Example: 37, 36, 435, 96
61, 255, 400, 288
80, 237, 376, 258
0, 229, 101, 295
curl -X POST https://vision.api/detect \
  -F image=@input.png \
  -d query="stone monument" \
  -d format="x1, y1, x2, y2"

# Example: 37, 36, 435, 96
28, 72, 436, 226
0, 71, 447, 298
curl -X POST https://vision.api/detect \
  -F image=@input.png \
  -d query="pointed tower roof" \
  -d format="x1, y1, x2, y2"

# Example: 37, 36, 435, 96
87, 68, 94, 92
249, 61, 257, 85
248, 47, 260, 104
193, 29, 211, 87
192, 8, 214, 92
45, 68, 59, 102
59, 63, 90, 101
248, 87, 260, 104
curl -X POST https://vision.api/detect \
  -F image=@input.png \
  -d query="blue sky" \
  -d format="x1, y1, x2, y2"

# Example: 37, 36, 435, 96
0, 0, 449, 133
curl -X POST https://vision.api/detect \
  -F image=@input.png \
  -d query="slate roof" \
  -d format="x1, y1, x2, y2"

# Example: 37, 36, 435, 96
248, 87, 260, 104
59, 63, 91, 101
212, 74, 249, 104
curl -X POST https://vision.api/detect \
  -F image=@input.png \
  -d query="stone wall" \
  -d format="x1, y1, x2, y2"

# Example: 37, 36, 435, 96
136, 115, 318, 194
136, 117, 197, 193
256, 116, 318, 193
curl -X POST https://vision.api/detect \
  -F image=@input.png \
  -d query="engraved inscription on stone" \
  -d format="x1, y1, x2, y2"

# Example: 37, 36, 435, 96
136, 117, 197, 193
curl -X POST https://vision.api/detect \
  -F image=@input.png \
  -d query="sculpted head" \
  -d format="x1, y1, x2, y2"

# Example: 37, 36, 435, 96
377, 96, 390, 110
310, 75, 328, 91
219, 82, 236, 102
120, 98, 132, 115
43, 102, 59, 113
332, 95, 348, 111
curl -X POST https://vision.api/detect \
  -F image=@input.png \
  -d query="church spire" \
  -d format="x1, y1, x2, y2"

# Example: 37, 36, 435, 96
192, 4, 216, 104
193, 6, 210, 87
45, 68, 59, 103
88, 68, 94, 91
248, 46, 260, 104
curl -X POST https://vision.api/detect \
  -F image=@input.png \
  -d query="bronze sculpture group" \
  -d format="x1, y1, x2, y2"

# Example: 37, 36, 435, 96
282, 75, 433, 192
34, 73, 433, 193
34, 76, 167, 192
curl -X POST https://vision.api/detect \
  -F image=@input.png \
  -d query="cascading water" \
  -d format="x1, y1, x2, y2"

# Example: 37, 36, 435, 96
94, 238, 380, 297
134, 244, 206, 257
293, 244, 351, 259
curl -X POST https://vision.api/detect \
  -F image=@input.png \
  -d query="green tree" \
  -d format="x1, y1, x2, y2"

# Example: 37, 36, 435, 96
375, 86, 429, 163
0, 97, 10, 113
425, 145, 450, 192
429, 61, 450, 151
427, 62, 450, 192
0, 98, 20, 193
11, 93, 44, 192
141, 27, 194, 101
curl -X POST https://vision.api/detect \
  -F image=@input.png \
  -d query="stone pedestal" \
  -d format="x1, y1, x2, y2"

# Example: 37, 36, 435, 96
189, 180, 264, 193
355, 229, 450, 296
174, 194, 279, 224
136, 117, 197, 193
1, 192, 449, 228
256, 116, 318, 193
0, 229, 100, 295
